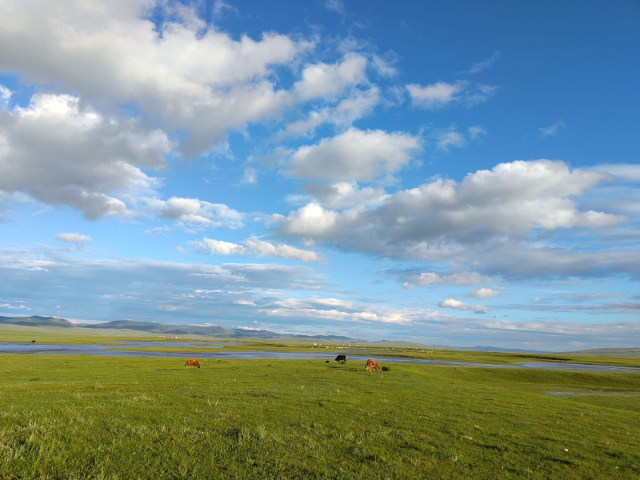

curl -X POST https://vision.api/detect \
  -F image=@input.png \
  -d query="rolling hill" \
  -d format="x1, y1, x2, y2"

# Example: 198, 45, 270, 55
0, 316, 355, 342
0, 315, 75, 328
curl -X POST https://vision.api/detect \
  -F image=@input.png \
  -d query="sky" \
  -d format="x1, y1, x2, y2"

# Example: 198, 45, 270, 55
0, 0, 639, 351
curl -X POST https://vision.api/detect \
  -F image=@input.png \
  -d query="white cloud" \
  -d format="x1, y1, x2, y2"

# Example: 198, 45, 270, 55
242, 168, 257, 185
324, 0, 346, 16
282, 87, 380, 138
468, 51, 501, 74
278, 160, 624, 258
466, 288, 500, 299
0, 93, 170, 219
148, 197, 245, 230
433, 129, 467, 152
277, 202, 338, 237
464, 84, 499, 106
0, 302, 30, 311
407, 81, 497, 109
439, 298, 487, 312
286, 127, 421, 181
0, 85, 11, 108
212, 0, 239, 17
331, 87, 380, 125
259, 297, 444, 325
56, 233, 92, 245
294, 54, 368, 101
406, 82, 464, 109
188, 236, 323, 263
245, 237, 323, 263
468, 125, 487, 140
539, 120, 566, 137
401, 271, 493, 289
591, 164, 640, 182
189, 238, 246, 256
371, 52, 399, 78
302, 182, 387, 209
0, 0, 312, 158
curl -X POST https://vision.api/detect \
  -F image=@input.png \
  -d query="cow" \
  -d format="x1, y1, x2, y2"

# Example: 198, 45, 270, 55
334, 354, 347, 363
365, 358, 380, 372
185, 359, 200, 369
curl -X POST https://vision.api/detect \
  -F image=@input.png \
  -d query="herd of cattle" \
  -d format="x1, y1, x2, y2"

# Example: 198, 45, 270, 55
184, 355, 381, 371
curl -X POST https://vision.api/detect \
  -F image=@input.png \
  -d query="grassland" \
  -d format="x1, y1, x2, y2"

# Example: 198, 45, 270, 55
3, 325, 639, 368
1, 354, 639, 479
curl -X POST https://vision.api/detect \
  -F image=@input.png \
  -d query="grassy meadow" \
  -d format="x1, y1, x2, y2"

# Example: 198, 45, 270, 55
1, 352, 639, 479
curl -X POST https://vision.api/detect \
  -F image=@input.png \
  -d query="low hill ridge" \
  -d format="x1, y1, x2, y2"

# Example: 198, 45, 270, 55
0, 315, 75, 328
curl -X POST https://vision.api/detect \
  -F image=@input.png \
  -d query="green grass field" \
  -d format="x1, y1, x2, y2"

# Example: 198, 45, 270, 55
1, 354, 639, 479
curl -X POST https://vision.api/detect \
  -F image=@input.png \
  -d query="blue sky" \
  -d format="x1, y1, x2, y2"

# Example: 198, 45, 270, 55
0, 0, 639, 350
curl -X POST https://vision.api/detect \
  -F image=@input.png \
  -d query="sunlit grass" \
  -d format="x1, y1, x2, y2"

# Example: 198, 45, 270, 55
0, 354, 639, 478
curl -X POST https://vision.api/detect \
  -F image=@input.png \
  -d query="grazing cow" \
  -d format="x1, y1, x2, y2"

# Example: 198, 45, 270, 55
365, 358, 380, 372
334, 354, 347, 363
185, 359, 200, 369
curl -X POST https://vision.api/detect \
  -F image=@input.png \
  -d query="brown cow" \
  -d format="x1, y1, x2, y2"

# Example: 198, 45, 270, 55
365, 358, 379, 372
185, 359, 200, 369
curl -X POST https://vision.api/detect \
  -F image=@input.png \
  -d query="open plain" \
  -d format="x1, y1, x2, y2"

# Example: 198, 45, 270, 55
1, 327, 639, 479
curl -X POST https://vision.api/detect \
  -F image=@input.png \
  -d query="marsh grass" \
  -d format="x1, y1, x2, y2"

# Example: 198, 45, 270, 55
0, 355, 639, 479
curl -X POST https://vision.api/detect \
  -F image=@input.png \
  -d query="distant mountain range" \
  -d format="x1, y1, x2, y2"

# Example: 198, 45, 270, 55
0, 316, 354, 342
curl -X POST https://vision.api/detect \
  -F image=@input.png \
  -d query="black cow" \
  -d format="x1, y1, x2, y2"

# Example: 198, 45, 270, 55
334, 354, 347, 363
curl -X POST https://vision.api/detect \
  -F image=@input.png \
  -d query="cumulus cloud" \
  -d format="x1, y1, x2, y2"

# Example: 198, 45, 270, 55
294, 53, 368, 101
55, 233, 92, 245
302, 182, 387, 209
407, 81, 497, 109
466, 288, 500, 299
438, 298, 487, 313
0, 0, 313, 158
148, 197, 244, 230
188, 236, 323, 262
0, 93, 170, 219
539, 120, 566, 137
282, 87, 380, 138
286, 127, 421, 181
277, 160, 623, 259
